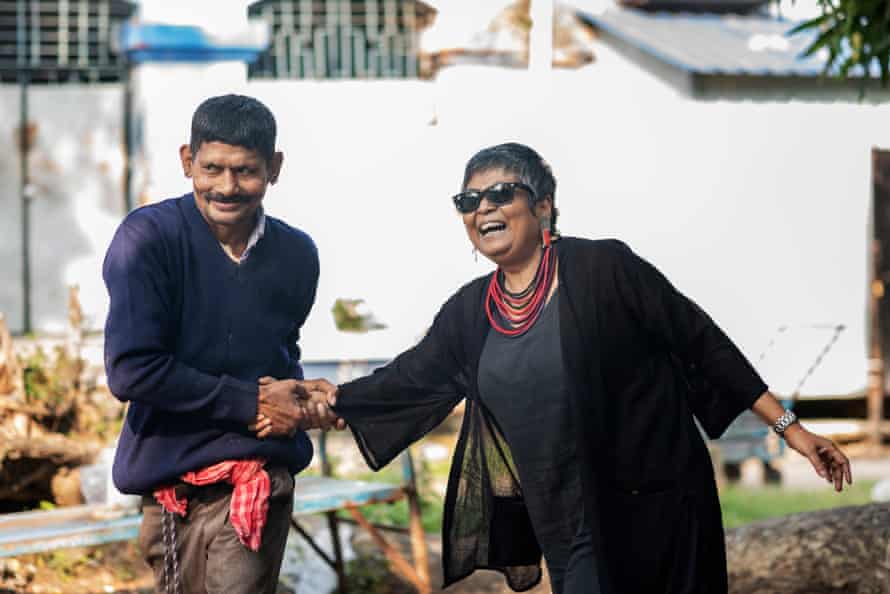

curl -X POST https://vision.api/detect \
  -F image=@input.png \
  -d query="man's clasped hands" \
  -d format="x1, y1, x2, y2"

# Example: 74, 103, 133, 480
249, 377, 344, 438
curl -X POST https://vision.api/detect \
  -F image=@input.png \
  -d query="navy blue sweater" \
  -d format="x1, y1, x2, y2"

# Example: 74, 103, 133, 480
103, 194, 318, 494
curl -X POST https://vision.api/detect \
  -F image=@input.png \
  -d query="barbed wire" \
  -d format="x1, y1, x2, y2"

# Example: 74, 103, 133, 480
755, 323, 846, 400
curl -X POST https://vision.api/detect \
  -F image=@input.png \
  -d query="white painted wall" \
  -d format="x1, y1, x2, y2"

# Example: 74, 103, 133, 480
0, 85, 125, 334
130, 62, 249, 204
3, 25, 886, 398
241, 44, 885, 397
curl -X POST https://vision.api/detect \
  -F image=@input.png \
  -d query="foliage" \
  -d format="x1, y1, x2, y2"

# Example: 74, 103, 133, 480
338, 491, 445, 534
331, 298, 386, 333
41, 550, 86, 577
341, 555, 410, 594
335, 457, 445, 533
791, 0, 890, 90
12, 344, 124, 440
720, 480, 876, 528
22, 346, 82, 410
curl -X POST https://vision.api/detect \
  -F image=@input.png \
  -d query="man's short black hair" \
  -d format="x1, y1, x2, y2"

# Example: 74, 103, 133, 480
190, 94, 277, 163
461, 142, 559, 233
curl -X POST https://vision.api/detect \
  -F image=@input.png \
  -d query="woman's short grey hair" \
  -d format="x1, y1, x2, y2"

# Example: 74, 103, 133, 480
461, 142, 558, 233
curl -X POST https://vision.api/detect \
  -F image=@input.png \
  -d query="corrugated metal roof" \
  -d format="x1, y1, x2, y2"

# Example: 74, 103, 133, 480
579, 8, 827, 77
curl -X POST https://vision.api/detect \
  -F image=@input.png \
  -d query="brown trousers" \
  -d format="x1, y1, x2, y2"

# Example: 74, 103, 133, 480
139, 466, 295, 594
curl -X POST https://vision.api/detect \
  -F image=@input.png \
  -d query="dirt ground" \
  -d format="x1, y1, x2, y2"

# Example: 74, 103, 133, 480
1, 533, 550, 594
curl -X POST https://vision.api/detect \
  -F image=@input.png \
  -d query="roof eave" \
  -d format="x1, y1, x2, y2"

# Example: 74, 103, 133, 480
584, 12, 890, 103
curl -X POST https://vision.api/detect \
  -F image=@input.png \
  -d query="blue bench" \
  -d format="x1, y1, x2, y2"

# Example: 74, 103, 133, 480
0, 503, 141, 557
0, 359, 431, 592
0, 438, 431, 593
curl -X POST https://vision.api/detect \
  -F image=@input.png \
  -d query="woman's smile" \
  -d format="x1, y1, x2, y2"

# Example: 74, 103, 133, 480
478, 221, 507, 237
477, 219, 510, 244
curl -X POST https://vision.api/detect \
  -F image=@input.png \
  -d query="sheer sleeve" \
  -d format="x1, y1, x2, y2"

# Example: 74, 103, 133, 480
334, 293, 468, 470
607, 240, 768, 438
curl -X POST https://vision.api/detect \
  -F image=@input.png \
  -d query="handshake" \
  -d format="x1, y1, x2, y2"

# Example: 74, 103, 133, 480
249, 377, 346, 438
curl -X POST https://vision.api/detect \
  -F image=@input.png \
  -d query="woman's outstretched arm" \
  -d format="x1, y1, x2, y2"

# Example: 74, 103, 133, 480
751, 391, 852, 491
308, 291, 471, 471
609, 239, 852, 491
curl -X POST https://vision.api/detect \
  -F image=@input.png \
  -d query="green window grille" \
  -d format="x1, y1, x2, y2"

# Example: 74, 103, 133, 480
0, 0, 135, 84
248, 0, 434, 79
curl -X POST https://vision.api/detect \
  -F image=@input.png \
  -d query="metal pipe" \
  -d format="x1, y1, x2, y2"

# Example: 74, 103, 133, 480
869, 148, 888, 449
315, 430, 346, 589
17, 0, 31, 335
123, 63, 134, 212
335, 517, 410, 534
289, 518, 338, 569
19, 74, 31, 336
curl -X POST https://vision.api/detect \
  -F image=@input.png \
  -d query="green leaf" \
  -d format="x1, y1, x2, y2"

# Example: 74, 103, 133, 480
788, 13, 831, 35
788, 0, 890, 93
802, 25, 842, 57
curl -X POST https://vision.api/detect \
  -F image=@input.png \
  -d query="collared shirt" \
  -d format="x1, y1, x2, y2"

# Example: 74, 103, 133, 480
221, 208, 267, 263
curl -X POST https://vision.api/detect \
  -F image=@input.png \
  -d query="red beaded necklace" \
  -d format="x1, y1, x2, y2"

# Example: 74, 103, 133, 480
485, 243, 557, 337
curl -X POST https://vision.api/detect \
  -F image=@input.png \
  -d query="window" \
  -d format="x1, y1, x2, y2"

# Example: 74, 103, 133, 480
0, 0, 135, 84
248, 0, 436, 79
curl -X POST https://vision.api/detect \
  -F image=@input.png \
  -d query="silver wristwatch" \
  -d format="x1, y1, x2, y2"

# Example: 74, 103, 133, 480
773, 409, 798, 436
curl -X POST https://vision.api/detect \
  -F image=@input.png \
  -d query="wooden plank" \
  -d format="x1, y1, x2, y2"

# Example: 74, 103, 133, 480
871, 148, 890, 449
347, 506, 426, 592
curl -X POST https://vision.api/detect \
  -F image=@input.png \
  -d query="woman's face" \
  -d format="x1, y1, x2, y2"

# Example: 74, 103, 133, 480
461, 168, 551, 268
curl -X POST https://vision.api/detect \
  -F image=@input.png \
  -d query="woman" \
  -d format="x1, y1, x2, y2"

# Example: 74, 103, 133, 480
306, 143, 852, 594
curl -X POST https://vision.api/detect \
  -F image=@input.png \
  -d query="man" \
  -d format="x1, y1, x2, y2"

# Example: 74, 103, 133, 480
104, 94, 337, 594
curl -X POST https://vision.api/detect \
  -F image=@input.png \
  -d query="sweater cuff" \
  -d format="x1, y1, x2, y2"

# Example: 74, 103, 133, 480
211, 375, 259, 424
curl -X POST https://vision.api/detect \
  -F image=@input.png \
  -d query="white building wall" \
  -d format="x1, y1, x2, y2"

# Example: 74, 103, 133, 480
241, 44, 887, 397
130, 62, 249, 204
0, 85, 125, 334
3, 27, 887, 398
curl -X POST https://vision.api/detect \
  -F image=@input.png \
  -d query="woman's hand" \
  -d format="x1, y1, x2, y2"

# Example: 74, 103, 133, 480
783, 424, 852, 492
298, 378, 339, 408
751, 391, 852, 492
295, 379, 345, 431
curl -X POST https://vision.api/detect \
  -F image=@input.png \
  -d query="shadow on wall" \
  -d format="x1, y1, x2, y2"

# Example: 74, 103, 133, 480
0, 85, 126, 334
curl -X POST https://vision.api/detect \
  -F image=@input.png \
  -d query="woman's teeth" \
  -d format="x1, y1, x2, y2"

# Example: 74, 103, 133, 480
480, 222, 506, 236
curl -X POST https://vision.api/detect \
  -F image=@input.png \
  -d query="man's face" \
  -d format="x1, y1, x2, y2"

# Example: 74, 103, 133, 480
180, 141, 283, 229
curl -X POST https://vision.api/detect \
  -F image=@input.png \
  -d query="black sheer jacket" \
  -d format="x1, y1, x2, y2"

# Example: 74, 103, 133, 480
334, 237, 767, 593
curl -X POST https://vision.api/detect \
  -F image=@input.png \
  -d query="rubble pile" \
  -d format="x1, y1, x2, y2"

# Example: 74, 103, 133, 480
0, 291, 124, 511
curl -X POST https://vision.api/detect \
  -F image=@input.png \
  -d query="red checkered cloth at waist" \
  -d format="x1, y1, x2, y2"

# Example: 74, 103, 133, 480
153, 458, 270, 551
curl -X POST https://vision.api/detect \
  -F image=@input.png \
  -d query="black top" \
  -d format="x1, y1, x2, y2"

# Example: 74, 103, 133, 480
335, 238, 769, 594
478, 292, 584, 578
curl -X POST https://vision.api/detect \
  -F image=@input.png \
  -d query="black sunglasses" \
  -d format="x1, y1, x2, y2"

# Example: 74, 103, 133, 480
452, 182, 536, 214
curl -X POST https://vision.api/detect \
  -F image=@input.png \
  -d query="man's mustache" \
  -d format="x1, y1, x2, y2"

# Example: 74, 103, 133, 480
205, 193, 253, 204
